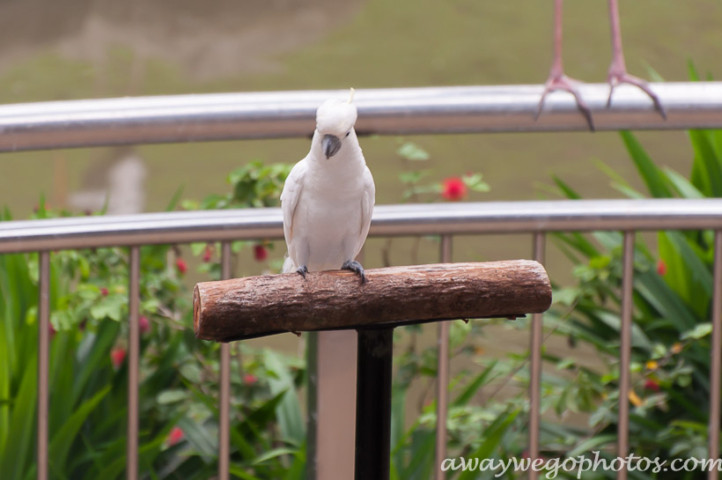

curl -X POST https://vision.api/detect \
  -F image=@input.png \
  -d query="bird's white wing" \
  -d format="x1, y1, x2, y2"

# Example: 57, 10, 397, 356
280, 159, 308, 250
355, 166, 376, 257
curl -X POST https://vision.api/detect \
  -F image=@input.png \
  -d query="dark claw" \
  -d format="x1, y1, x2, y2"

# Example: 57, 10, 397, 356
296, 265, 308, 279
535, 74, 595, 132
607, 73, 667, 120
341, 260, 366, 284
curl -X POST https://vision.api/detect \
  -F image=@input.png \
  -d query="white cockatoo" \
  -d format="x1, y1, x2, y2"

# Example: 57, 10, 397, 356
280, 91, 375, 282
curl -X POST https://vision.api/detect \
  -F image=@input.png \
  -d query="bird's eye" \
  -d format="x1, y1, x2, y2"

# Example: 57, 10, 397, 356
345, 131, 351, 138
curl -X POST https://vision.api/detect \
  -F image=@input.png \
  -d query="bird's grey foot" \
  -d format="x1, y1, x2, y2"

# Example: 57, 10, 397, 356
535, 73, 595, 131
296, 265, 308, 279
606, 67, 666, 119
341, 260, 366, 284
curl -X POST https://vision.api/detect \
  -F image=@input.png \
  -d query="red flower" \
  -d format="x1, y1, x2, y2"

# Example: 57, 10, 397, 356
49, 323, 57, 339
254, 244, 268, 262
657, 259, 667, 276
175, 258, 187, 275
139, 316, 150, 334
100, 287, 109, 297
203, 245, 213, 263
168, 426, 184, 446
441, 177, 467, 201
244, 374, 258, 385
111, 348, 126, 368
644, 379, 661, 392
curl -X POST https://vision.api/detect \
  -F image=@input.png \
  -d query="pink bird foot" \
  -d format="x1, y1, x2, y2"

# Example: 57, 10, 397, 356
605, 0, 666, 119
535, 72, 595, 131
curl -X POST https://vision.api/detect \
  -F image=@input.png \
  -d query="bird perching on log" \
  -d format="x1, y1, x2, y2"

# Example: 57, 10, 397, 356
281, 89, 375, 283
536, 0, 667, 131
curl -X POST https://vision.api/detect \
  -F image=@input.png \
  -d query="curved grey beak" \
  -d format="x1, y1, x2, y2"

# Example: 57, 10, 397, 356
322, 134, 342, 159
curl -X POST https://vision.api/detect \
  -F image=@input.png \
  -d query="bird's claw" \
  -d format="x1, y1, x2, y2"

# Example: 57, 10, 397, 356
341, 260, 366, 284
535, 74, 595, 132
606, 72, 667, 120
296, 265, 308, 279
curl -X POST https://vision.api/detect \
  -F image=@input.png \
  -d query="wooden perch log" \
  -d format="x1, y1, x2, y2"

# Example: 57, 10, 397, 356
194, 260, 551, 342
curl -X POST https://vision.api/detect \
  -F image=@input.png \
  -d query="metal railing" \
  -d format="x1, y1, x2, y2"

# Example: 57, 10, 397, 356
0, 82, 721, 152
2, 199, 722, 480
1, 82, 721, 480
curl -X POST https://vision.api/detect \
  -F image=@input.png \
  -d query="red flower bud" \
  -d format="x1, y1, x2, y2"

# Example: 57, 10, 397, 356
644, 379, 661, 392
175, 258, 187, 275
100, 287, 109, 297
657, 259, 667, 276
203, 245, 213, 263
244, 374, 258, 385
254, 244, 268, 262
441, 177, 467, 201
111, 347, 126, 368
168, 426, 184, 446
139, 316, 150, 334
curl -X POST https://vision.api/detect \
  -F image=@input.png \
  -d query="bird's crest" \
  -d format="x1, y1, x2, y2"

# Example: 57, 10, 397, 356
316, 94, 358, 135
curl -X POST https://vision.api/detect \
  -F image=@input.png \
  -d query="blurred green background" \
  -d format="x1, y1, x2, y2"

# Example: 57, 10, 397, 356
1, 0, 721, 216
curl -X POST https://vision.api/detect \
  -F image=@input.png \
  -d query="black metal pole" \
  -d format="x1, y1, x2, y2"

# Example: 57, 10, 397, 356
355, 327, 394, 480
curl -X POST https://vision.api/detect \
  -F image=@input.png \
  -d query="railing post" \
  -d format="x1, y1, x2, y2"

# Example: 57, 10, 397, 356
219, 242, 232, 480
528, 233, 546, 480
616, 231, 635, 480
435, 235, 452, 478
709, 230, 722, 480
37, 251, 50, 480
127, 246, 140, 480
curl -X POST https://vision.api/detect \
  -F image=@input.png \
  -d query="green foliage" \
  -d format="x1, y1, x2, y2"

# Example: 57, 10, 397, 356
533, 126, 722, 476
0, 161, 304, 479
394, 141, 489, 202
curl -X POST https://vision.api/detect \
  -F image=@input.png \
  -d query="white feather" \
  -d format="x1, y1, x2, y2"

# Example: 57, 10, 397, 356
280, 99, 374, 273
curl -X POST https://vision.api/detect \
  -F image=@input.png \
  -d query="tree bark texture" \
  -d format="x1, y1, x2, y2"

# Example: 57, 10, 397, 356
194, 260, 551, 342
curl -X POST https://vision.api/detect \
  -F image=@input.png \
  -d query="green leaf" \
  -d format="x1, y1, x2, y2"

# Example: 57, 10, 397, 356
688, 59, 700, 81
552, 175, 582, 199
49, 387, 111, 474
681, 323, 713, 340
251, 447, 298, 465
452, 361, 498, 407
156, 390, 187, 404
620, 131, 672, 198
264, 350, 304, 444
567, 434, 616, 457
664, 167, 705, 199
457, 409, 520, 480
90, 295, 126, 322
165, 186, 185, 212
1, 348, 37, 480
228, 466, 265, 480
396, 142, 430, 161
689, 130, 722, 197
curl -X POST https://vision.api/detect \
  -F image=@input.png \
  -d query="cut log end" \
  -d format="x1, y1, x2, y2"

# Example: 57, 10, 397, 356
194, 260, 551, 342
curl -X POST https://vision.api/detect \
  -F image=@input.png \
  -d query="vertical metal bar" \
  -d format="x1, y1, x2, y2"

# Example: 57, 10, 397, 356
355, 328, 393, 480
617, 231, 635, 480
37, 251, 50, 480
708, 230, 722, 480
435, 236, 452, 479
528, 233, 546, 480
219, 242, 232, 480
127, 246, 140, 480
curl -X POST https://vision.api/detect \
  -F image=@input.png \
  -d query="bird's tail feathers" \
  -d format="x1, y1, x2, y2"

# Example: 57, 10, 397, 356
282, 254, 296, 274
